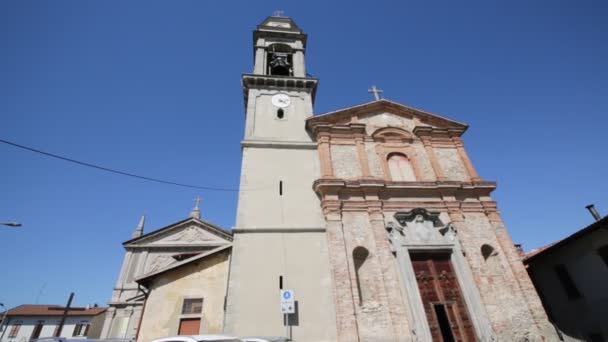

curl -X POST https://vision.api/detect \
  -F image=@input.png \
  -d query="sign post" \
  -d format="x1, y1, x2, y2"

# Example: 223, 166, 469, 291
280, 289, 295, 314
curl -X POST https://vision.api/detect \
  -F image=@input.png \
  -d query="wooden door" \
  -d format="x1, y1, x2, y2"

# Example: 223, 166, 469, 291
178, 318, 200, 335
411, 253, 476, 342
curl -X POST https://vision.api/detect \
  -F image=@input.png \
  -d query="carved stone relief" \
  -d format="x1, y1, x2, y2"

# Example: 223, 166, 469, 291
150, 226, 219, 245
145, 254, 175, 273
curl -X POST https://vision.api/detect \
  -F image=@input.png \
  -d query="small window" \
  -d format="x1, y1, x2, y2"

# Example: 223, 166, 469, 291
73, 321, 90, 337
8, 322, 22, 338
277, 108, 284, 119
597, 246, 608, 267
182, 298, 203, 314
554, 264, 581, 299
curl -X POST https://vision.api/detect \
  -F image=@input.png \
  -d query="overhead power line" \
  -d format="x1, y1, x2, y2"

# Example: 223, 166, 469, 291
0, 138, 242, 192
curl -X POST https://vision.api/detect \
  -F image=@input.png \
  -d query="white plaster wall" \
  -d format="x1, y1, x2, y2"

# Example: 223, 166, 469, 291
245, 90, 314, 142
1, 316, 93, 342
138, 251, 230, 342
225, 232, 337, 342
236, 147, 324, 229
528, 228, 608, 340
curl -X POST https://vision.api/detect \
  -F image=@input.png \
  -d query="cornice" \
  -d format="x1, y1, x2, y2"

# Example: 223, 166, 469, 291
242, 74, 319, 108
413, 126, 466, 138
241, 140, 317, 150
313, 178, 496, 197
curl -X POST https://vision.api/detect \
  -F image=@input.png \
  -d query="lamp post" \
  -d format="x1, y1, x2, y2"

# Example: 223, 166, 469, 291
0, 223, 21, 227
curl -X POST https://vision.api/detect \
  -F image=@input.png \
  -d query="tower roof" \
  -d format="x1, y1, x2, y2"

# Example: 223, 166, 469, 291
254, 15, 307, 48
256, 15, 304, 34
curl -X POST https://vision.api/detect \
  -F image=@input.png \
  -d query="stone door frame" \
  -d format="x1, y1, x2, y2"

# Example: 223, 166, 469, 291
389, 209, 495, 341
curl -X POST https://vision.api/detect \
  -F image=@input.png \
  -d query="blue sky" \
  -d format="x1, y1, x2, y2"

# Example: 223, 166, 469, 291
1, 1, 606, 308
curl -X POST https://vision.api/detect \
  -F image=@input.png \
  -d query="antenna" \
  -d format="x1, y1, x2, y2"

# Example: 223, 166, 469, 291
35, 282, 47, 304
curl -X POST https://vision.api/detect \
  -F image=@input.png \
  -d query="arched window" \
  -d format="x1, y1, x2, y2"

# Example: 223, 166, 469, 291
266, 44, 293, 76
353, 246, 371, 305
387, 153, 416, 181
277, 108, 284, 119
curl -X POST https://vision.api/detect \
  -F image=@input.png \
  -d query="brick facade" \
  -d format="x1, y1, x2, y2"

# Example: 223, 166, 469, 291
308, 100, 557, 341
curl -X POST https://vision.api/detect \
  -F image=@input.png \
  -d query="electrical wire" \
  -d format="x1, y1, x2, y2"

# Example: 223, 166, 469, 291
0, 138, 246, 192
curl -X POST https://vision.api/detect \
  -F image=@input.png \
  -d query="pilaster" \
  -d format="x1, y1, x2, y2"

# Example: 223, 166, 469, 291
452, 137, 481, 181
323, 205, 360, 342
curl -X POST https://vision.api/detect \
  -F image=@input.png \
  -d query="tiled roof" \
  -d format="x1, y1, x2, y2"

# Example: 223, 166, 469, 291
1, 304, 107, 317
524, 215, 608, 263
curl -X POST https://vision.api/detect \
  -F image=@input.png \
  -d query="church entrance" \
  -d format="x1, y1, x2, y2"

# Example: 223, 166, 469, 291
411, 252, 476, 342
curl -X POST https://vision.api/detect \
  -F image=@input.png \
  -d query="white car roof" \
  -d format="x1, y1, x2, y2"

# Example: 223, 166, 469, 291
151, 335, 243, 342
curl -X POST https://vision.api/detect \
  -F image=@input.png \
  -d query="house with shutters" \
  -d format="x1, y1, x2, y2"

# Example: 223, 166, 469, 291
0, 304, 106, 342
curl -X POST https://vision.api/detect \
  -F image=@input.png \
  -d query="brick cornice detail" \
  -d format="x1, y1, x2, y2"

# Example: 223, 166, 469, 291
313, 178, 496, 198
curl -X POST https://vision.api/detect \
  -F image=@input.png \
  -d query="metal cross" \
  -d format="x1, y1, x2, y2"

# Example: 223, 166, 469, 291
194, 196, 202, 209
368, 85, 384, 100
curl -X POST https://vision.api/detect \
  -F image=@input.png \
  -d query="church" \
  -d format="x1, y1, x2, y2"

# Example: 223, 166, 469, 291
100, 15, 558, 342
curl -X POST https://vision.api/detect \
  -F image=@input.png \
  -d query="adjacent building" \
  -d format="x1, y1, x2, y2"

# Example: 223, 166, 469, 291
525, 208, 608, 341
0, 304, 106, 342
99, 204, 232, 341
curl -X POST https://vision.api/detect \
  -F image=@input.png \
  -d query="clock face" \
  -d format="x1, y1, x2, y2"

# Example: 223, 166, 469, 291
272, 94, 291, 108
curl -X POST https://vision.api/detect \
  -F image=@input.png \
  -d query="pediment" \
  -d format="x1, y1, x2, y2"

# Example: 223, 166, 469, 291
307, 99, 468, 134
124, 218, 232, 247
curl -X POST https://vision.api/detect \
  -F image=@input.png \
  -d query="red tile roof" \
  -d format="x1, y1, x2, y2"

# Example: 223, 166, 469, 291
1, 304, 106, 317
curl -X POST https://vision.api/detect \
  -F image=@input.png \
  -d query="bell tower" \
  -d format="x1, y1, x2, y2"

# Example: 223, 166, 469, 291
225, 15, 336, 341
241, 15, 318, 143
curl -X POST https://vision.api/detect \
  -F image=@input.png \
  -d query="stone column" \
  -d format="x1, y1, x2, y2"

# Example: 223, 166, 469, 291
421, 138, 447, 181
323, 203, 360, 342
452, 137, 481, 181
366, 201, 411, 340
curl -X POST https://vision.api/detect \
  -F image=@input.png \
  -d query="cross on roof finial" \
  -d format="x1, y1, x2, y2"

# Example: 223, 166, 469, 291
190, 196, 202, 219
368, 85, 384, 101
273, 10, 285, 17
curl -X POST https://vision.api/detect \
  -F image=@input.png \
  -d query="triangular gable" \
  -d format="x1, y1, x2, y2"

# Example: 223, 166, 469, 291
135, 244, 232, 286
123, 217, 232, 247
306, 99, 468, 130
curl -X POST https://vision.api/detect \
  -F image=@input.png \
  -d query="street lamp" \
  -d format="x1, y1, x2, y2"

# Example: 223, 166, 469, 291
0, 222, 21, 227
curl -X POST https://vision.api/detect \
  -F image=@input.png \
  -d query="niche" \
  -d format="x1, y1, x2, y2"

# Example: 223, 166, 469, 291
353, 246, 371, 305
